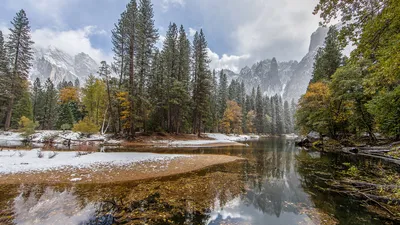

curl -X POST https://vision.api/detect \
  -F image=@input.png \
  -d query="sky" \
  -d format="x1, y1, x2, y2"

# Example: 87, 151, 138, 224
0, 0, 322, 73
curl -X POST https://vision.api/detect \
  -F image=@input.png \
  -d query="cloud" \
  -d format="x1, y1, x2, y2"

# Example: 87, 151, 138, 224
4, 0, 76, 26
207, 48, 250, 73
31, 26, 112, 63
183, 0, 320, 64
162, 0, 186, 11
188, 27, 197, 37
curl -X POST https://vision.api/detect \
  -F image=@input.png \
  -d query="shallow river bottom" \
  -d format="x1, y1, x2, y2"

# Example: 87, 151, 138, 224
0, 138, 396, 225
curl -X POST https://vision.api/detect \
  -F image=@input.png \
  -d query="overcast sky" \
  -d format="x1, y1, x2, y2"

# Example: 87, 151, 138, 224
0, 0, 321, 73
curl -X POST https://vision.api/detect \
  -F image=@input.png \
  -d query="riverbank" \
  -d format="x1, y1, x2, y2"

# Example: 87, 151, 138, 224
0, 131, 259, 149
0, 149, 243, 184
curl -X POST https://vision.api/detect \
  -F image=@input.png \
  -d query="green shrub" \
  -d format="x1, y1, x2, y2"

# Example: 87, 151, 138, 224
61, 123, 72, 131
72, 118, 99, 135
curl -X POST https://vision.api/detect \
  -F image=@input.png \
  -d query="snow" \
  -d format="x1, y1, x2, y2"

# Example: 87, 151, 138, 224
0, 149, 187, 174
0, 132, 25, 147
206, 133, 260, 142
0, 132, 25, 141
156, 133, 260, 147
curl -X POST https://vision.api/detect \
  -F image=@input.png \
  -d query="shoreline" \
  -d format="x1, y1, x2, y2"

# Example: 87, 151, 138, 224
0, 131, 259, 149
0, 154, 244, 184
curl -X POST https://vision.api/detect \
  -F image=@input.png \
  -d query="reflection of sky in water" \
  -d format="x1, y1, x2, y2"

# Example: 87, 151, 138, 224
207, 139, 315, 225
13, 187, 96, 225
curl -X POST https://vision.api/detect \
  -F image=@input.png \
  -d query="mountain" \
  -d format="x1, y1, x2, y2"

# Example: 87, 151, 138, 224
222, 58, 298, 97
283, 27, 329, 101
29, 46, 99, 85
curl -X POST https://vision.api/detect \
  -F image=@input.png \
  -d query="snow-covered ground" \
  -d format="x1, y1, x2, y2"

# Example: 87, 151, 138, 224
206, 133, 260, 142
158, 133, 260, 147
0, 149, 187, 174
0, 132, 25, 147
0, 131, 122, 147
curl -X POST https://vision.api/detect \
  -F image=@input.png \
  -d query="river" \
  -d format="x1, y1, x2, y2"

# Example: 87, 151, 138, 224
0, 138, 394, 224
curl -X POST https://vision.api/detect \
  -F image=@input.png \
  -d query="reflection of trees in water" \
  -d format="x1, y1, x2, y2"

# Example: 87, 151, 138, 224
0, 162, 246, 225
242, 139, 311, 217
295, 150, 394, 225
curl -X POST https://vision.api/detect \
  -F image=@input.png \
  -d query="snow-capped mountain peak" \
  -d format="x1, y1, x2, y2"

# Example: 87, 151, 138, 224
30, 46, 99, 85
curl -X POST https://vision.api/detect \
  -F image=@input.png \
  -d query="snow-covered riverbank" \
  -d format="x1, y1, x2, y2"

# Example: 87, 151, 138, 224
0, 131, 260, 148
0, 149, 187, 175
153, 133, 260, 147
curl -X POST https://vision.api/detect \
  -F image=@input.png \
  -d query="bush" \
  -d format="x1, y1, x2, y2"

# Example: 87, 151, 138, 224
72, 118, 99, 135
19, 116, 38, 137
61, 123, 72, 131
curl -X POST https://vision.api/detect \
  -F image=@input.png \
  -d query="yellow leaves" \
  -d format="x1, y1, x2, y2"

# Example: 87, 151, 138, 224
221, 100, 243, 134
116, 91, 131, 129
59, 87, 79, 104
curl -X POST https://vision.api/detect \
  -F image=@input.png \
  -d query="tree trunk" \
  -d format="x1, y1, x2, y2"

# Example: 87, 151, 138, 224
4, 96, 14, 130
129, 39, 135, 138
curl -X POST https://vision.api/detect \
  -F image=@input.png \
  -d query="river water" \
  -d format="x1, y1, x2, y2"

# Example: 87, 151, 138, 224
0, 138, 393, 224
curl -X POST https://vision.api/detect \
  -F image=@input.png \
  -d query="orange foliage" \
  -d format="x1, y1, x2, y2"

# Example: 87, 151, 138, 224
59, 87, 79, 104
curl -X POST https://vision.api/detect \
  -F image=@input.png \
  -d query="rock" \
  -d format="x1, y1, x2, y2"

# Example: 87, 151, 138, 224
295, 138, 312, 147
307, 131, 320, 141
349, 148, 359, 154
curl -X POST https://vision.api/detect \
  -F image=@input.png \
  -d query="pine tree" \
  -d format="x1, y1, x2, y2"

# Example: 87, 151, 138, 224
283, 100, 293, 133
12, 88, 33, 128
125, 0, 138, 137
311, 26, 342, 83
192, 30, 212, 136
250, 87, 256, 111
209, 70, 219, 132
255, 86, 264, 134
274, 95, 284, 135
4, 9, 34, 130
218, 71, 228, 122
137, 0, 158, 132
0, 31, 8, 107
32, 78, 43, 123
42, 79, 58, 130
162, 23, 179, 132
112, 11, 129, 88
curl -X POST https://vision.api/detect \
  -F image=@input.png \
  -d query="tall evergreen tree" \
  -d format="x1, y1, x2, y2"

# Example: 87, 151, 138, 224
125, 0, 138, 137
32, 78, 43, 123
137, 0, 158, 132
311, 26, 342, 83
218, 71, 228, 122
192, 30, 212, 136
255, 86, 264, 133
0, 31, 8, 107
4, 9, 34, 130
42, 79, 58, 130
283, 100, 293, 133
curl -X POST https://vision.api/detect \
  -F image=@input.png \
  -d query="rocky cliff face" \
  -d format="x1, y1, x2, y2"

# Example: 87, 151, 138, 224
222, 26, 329, 102
283, 27, 329, 101
223, 58, 298, 97
29, 46, 99, 85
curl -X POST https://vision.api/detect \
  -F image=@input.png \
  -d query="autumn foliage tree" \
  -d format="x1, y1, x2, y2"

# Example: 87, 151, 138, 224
221, 100, 243, 134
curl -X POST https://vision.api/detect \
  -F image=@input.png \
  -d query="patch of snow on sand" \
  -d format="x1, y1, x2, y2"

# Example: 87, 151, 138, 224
0, 149, 187, 174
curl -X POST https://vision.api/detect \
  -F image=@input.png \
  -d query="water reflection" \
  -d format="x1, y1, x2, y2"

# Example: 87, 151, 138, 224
1, 138, 390, 224
13, 186, 96, 225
